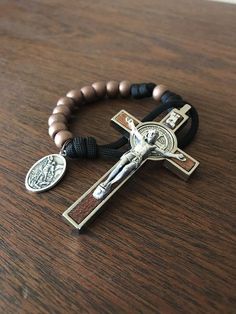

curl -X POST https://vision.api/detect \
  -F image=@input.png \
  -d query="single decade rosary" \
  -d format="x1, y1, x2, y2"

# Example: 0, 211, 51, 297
25, 81, 199, 231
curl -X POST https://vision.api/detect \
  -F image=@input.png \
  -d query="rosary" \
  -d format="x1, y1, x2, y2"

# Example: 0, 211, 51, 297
25, 81, 199, 232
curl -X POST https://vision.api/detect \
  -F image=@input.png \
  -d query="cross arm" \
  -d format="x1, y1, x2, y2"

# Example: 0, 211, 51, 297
111, 110, 141, 137
163, 148, 199, 181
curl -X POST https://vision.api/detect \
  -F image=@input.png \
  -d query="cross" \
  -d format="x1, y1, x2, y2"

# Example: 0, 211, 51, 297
62, 104, 199, 231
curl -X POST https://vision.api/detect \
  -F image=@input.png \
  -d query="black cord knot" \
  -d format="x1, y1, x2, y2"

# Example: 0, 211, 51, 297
65, 136, 98, 159
161, 91, 185, 108
131, 83, 156, 99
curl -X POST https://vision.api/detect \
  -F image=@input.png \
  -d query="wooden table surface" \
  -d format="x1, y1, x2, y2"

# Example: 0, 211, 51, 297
0, 0, 235, 313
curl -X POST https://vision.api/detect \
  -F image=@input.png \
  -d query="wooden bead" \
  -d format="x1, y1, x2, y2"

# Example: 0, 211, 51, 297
152, 84, 169, 102
66, 90, 83, 105
53, 105, 71, 118
119, 80, 131, 98
92, 81, 106, 98
48, 113, 67, 126
54, 130, 73, 148
106, 80, 119, 98
57, 97, 75, 110
80, 85, 96, 103
48, 122, 67, 139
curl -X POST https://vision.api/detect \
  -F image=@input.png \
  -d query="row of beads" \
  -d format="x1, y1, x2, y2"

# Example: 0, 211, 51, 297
48, 81, 168, 149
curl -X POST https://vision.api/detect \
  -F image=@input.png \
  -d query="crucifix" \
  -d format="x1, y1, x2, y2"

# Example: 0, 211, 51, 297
62, 104, 199, 231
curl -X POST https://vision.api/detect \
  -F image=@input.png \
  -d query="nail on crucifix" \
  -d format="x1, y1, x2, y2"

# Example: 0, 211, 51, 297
63, 104, 199, 231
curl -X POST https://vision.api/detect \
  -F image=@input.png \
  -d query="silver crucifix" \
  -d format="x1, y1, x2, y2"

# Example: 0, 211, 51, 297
93, 119, 185, 200
63, 105, 199, 231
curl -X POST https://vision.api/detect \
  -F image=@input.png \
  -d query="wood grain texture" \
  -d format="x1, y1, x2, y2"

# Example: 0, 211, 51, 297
68, 191, 102, 224
0, 0, 235, 313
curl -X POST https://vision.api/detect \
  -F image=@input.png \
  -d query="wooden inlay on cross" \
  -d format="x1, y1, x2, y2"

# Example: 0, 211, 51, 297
63, 105, 199, 231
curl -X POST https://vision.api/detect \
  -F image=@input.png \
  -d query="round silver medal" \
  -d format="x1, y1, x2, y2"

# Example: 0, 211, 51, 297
130, 121, 177, 160
25, 154, 66, 192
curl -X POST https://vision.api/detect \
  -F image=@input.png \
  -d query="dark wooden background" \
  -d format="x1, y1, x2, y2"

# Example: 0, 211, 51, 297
0, 0, 235, 313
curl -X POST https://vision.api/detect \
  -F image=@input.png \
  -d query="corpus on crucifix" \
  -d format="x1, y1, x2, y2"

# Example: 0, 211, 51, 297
93, 118, 186, 200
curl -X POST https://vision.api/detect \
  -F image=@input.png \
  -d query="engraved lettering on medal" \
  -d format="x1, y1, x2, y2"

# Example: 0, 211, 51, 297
164, 111, 182, 129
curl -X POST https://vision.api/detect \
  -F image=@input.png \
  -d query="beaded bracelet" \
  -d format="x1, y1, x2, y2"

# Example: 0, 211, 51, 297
48, 81, 158, 149
25, 80, 199, 194
48, 81, 198, 159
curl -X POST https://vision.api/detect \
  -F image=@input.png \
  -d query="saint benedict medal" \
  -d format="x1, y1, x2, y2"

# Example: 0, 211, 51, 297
25, 81, 199, 232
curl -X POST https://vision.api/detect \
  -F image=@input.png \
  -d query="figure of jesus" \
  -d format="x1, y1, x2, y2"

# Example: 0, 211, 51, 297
93, 119, 186, 200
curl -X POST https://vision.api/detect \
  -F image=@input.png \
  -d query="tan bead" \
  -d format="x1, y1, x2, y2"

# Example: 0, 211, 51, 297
57, 97, 75, 110
92, 81, 106, 98
80, 85, 96, 103
54, 130, 73, 148
152, 84, 169, 102
48, 122, 67, 138
66, 90, 83, 105
106, 80, 119, 98
48, 113, 67, 126
53, 105, 71, 118
119, 80, 131, 98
